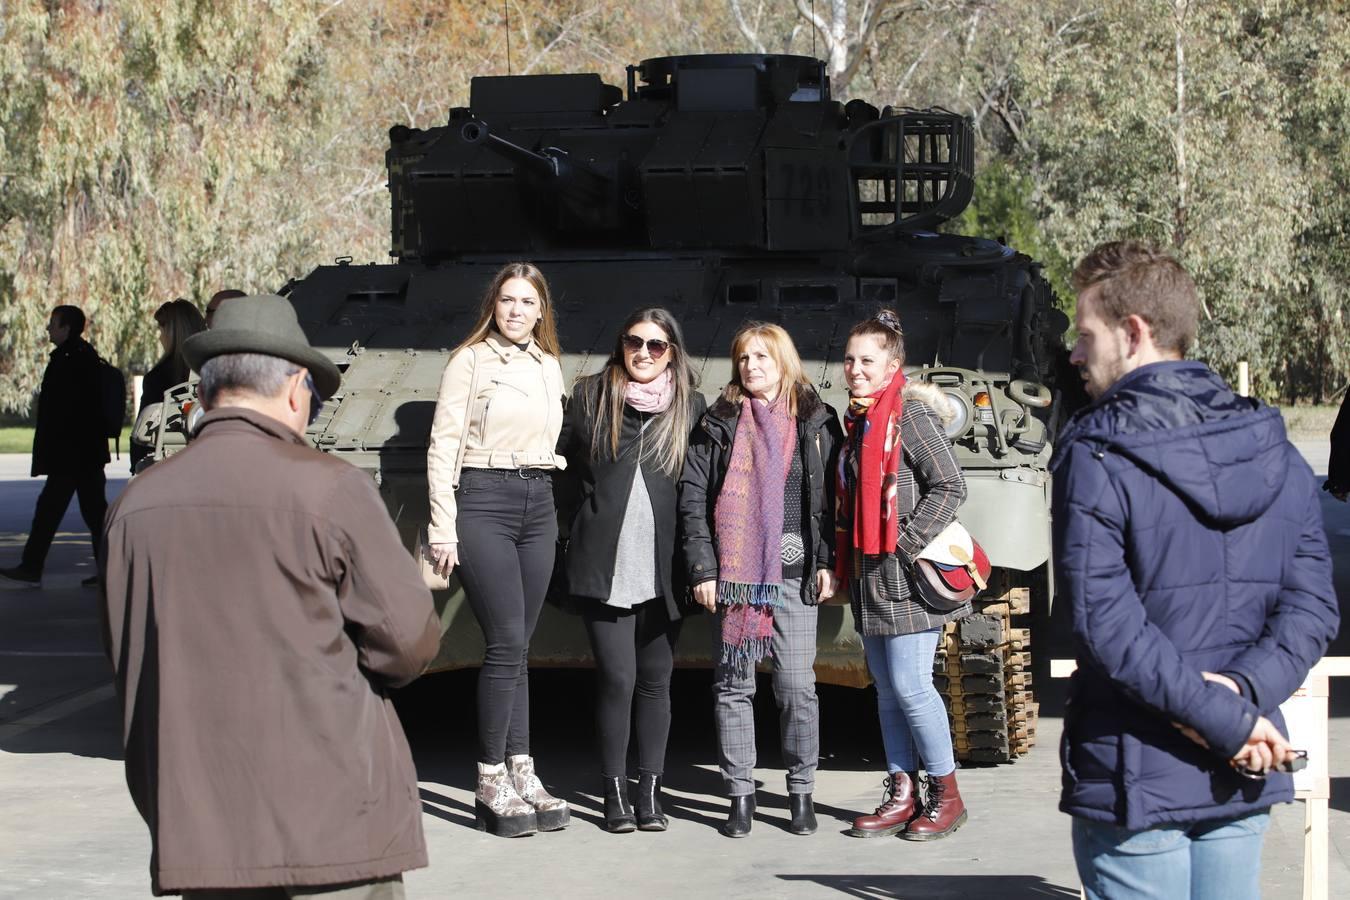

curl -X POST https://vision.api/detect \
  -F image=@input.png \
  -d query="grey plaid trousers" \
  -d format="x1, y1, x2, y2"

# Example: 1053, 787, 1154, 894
712, 576, 820, 796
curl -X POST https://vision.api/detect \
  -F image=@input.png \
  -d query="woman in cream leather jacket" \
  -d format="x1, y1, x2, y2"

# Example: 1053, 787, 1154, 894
426, 261, 569, 838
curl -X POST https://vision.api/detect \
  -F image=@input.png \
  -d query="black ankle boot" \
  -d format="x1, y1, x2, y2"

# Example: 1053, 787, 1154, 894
722, 794, 754, 838
788, 792, 817, 835
602, 776, 636, 833
636, 773, 668, 832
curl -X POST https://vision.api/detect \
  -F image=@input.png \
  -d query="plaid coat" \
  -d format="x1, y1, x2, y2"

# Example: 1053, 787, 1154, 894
847, 384, 970, 637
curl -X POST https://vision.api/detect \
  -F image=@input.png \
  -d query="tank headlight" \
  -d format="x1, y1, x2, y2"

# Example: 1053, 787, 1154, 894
938, 389, 973, 440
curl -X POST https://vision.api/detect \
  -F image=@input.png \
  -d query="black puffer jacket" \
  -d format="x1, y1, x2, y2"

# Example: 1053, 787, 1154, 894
556, 376, 706, 620
32, 337, 111, 477
678, 384, 843, 605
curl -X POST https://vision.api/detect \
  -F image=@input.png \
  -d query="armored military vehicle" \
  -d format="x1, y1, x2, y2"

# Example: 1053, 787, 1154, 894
149, 54, 1067, 763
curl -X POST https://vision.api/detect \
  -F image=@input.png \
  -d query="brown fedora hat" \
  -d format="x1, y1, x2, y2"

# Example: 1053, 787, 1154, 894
182, 294, 341, 399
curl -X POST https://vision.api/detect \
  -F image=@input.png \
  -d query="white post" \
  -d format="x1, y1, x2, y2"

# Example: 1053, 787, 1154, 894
132, 375, 144, 416
1238, 361, 1250, 397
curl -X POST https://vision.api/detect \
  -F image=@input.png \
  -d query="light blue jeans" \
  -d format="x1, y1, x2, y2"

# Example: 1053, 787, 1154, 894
1072, 811, 1270, 900
862, 628, 955, 777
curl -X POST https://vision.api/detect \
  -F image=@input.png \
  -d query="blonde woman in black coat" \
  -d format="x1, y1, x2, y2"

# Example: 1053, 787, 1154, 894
557, 308, 704, 833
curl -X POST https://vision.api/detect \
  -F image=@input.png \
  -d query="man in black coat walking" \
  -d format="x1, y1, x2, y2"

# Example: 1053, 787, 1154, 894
0, 305, 111, 588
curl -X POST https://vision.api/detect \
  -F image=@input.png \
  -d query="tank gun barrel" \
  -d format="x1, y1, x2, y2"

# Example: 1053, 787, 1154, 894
460, 119, 609, 207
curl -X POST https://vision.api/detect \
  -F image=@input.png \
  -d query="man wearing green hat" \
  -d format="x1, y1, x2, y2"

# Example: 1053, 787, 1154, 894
100, 294, 441, 899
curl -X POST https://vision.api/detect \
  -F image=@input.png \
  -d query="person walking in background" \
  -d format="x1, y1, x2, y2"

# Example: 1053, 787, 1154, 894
425, 262, 571, 838
101, 294, 440, 899
130, 298, 206, 472
838, 311, 972, 842
679, 322, 842, 838
0, 305, 110, 590
1053, 241, 1339, 900
556, 308, 705, 833
1324, 388, 1349, 501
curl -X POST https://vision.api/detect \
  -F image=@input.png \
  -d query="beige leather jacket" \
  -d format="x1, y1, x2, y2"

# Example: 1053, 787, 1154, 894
426, 331, 566, 543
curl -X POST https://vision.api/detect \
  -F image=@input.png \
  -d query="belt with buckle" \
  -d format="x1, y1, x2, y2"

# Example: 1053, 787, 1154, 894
471, 467, 552, 480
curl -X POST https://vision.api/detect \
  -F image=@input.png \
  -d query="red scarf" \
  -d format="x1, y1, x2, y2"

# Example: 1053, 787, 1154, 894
835, 371, 905, 579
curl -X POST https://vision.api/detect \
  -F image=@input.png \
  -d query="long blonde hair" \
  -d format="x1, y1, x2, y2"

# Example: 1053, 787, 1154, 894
453, 262, 561, 358
723, 322, 813, 417
580, 308, 698, 478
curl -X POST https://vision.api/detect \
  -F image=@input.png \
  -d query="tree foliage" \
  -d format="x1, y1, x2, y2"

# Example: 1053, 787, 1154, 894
1, 0, 1344, 411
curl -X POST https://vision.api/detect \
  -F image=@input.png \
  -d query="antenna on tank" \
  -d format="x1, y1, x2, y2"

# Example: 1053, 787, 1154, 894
811, 0, 817, 59
504, 1, 513, 75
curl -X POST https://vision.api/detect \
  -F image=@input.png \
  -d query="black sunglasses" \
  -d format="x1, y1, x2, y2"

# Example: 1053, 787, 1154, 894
621, 334, 670, 359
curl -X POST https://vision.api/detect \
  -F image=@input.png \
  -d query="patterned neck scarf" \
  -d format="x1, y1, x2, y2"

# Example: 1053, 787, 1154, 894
624, 368, 675, 413
835, 371, 906, 579
714, 394, 795, 675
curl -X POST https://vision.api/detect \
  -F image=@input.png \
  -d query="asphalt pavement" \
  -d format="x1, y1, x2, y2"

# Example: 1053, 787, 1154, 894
1, 447, 1346, 899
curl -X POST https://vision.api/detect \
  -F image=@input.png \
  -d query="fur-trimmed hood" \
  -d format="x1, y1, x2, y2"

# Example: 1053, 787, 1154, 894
902, 380, 956, 426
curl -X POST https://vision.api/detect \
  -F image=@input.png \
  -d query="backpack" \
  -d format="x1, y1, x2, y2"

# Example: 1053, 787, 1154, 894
97, 356, 127, 455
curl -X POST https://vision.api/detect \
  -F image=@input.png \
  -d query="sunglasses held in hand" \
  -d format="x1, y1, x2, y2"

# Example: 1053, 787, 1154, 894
1230, 749, 1308, 780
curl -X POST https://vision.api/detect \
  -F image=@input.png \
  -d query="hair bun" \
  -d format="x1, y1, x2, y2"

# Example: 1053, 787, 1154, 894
874, 310, 902, 332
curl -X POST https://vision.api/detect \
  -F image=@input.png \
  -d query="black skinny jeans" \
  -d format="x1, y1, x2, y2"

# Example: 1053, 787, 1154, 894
581, 600, 681, 778
455, 469, 557, 765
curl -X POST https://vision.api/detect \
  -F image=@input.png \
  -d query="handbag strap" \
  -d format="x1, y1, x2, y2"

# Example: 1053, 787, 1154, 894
451, 344, 487, 489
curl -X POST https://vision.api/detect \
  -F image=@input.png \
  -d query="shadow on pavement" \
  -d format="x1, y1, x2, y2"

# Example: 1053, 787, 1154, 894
776, 873, 1080, 898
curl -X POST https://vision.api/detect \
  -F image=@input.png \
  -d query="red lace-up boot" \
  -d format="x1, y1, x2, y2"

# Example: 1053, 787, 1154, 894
901, 771, 968, 841
848, 772, 919, 838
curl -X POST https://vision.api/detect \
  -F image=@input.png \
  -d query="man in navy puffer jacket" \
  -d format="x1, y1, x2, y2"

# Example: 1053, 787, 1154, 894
1051, 241, 1339, 900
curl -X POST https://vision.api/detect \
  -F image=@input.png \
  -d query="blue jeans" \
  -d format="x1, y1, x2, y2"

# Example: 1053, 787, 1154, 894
1072, 811, 1270, 900
862, 628, 954, 777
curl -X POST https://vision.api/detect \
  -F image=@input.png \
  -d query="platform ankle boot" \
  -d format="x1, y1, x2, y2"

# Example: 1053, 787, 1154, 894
788, 793, 817, 835
722, 794, 754, 838
901, 771, 968, 841
508, 754, 571, 832
603, 776, 637, 833
635, 773, 668, 832
475, 761, 538, 838
848, 772, 919, 838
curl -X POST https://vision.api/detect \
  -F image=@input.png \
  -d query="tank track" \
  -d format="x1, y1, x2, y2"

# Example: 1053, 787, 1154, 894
933, 576, 1039, 763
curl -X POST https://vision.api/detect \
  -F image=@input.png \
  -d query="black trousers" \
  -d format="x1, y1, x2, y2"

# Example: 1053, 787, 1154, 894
581, 599, 681, 778
455, 470, 557, 764
22, 469, 107, 574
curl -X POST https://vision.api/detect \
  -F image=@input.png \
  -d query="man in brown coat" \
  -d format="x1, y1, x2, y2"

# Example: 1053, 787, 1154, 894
100, 295, 441, 899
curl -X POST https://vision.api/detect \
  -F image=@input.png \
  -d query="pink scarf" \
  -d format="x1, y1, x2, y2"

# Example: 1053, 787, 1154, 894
624, 368, 674, 413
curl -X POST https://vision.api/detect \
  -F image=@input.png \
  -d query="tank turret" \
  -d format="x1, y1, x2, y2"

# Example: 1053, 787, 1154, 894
389, 54, 975, 261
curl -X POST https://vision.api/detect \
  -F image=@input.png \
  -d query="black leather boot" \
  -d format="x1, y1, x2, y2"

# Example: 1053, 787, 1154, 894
602, 776, 636, 833
722, 794, 754, 838
636, 773, 668, 832
788, 792, 817, 835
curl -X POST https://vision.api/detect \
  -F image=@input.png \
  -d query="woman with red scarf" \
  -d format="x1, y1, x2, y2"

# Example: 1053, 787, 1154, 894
838, 311, 972, 841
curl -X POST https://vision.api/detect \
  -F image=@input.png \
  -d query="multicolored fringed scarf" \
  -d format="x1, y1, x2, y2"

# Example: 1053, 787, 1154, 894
835, 371, 906, 581
714, 395, 795, 675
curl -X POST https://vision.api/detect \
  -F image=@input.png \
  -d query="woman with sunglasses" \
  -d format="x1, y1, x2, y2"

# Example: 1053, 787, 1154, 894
556, 309, 704, 833
426, 262, 570, 838
679, 322, 844, 838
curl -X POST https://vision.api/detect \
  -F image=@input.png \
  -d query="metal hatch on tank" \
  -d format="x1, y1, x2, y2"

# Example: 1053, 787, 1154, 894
148, 53, 1069, 764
